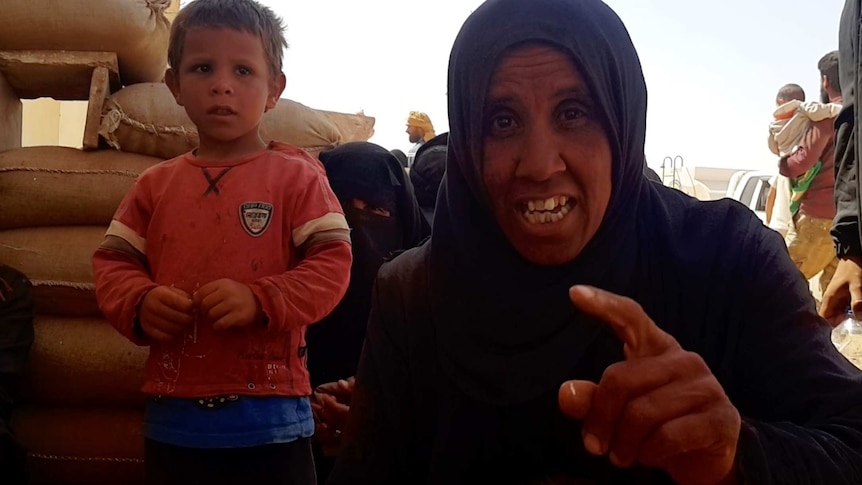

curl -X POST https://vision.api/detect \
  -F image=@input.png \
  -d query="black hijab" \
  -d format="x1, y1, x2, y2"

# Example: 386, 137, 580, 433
410, 132, 449, 225
429, 0, 657, 406
308, 142, 427, 385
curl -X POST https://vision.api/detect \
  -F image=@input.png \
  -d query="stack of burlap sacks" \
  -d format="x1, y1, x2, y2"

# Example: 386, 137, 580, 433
0, 1, 374, 484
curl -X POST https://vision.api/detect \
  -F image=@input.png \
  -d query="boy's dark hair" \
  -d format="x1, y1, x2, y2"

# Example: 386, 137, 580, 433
169, 0, 287, 79
818, 50, 840, 92
776, 83, 805, 104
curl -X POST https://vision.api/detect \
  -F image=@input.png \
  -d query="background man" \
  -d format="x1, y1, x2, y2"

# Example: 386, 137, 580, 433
405, 111, 436, 168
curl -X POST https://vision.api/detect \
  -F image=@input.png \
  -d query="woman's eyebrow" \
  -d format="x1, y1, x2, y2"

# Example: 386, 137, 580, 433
486, 97, 511, 105
555, 86, 592, 100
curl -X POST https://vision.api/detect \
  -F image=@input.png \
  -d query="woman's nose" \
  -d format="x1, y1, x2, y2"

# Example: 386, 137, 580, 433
515, 125, 566, 181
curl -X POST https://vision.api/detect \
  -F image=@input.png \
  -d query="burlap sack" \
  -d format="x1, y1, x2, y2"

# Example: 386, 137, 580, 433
322, 110, 376, 144
20, 317, 147, 407
14, 406, 145, 485
0, 226, 105, 317
0, 146, 161, 230
99, 82, 376, 159
0, 0, 171, 85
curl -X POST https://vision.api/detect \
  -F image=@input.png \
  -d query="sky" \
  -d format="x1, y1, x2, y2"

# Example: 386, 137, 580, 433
208, 0, 847, 173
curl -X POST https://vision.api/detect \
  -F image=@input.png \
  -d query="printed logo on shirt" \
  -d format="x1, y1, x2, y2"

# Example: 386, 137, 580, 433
239, 202, 274, 237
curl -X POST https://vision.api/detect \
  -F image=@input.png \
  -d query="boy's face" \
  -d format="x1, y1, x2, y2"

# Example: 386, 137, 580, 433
166, 27, 286, 160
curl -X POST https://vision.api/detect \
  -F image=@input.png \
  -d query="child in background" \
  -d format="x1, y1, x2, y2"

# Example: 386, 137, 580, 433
768, 83, 842, 216
92, 1, 352, 483
769, 83, 842, 158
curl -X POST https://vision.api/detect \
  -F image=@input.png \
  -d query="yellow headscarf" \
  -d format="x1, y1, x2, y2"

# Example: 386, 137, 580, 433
406, 111, 436, 142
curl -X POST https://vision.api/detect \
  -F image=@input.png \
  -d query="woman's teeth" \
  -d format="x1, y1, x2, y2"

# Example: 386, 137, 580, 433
522, 196, 572, 224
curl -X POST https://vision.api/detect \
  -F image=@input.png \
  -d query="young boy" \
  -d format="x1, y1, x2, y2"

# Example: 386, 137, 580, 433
92, 1, 352, 483
769, 83, 842, 158
768, 83, 842, 217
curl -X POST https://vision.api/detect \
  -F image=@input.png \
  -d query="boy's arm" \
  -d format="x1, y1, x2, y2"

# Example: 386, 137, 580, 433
249, 236, 352, 332
779, 119, 833, 178
250, 162, 352, 332
93, 232, 157, 346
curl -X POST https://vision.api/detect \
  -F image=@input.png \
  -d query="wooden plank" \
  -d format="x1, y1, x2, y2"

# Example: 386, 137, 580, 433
0, 50, 120, 100
83, 67, 110, 150
0, 71, 21, 152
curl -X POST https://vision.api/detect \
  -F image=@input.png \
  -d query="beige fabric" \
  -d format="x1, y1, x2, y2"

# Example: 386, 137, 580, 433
292, 212, 350, 248
768, 174, 793, 237
0, 147, 161, 230
13, 406, 145, 482
20, 316, 147, 406
99, 83, 375, 159
0, 0, 171, 85
769, 100, 842, 157
785, 213, 838, 294
322, 109, 376, 144
0, 226, 105, 316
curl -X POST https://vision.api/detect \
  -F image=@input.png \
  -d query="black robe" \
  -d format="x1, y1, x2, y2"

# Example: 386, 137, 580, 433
329, 0, 862, 483
0, 265, 35, 484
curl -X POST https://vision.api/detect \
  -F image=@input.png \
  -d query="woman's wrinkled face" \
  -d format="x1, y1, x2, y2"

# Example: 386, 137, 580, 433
482, 44, 612, 266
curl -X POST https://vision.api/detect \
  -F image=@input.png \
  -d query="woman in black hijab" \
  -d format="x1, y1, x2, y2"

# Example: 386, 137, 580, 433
410, 132, 448, 225
308, 141, 427, 387
307, 142, 427, 480
328, 1, 862, 484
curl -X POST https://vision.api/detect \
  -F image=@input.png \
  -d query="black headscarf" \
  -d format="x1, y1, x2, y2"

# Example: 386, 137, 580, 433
410, 132, 449, 225
428, 0, 676, 405
308, 142, 427, 386
390, 149, 409, 170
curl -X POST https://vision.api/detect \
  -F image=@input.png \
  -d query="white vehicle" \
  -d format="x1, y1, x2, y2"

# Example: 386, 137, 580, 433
726, 170, 774, 223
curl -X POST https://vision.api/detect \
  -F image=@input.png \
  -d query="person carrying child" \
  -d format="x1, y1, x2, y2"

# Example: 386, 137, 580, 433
777, 53, 843, 301
92, 1, 353, 484
769, 83, 842, 217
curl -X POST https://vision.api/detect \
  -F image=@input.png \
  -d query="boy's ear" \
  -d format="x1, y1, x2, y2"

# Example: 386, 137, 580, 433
266, 72, 287, 111
165, 69, 184, 106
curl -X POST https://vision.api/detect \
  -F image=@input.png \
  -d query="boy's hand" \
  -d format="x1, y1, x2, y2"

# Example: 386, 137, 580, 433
139, 286, 194, 341
193, 279, 263, 331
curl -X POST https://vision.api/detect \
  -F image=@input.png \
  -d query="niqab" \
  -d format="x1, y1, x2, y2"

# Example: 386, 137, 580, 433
307, 142, 427, 385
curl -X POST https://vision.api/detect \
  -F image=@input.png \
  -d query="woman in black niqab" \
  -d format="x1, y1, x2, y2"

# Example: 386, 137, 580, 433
308, 142, 428, 481
328, 1, 862, 484
308, 141, 427, 388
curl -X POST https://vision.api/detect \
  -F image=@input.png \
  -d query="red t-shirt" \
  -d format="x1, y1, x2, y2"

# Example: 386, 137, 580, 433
93, 142, 352, 398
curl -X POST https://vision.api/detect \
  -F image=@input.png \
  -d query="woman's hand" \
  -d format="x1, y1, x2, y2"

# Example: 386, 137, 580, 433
311, 378, 355, 455
559, 286, 740, 485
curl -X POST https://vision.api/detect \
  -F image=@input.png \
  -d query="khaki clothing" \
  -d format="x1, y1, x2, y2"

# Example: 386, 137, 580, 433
785, 212, 838, 295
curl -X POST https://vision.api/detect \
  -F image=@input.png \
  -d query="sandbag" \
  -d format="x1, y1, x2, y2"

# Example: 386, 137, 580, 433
0, 0, 171, 85
14, 406, 145, 485
0, 226, 105, 317
322, 110, 376, 144
99, 82, 376, 159
20, 317, 147, 407
0, 146, 162, 230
